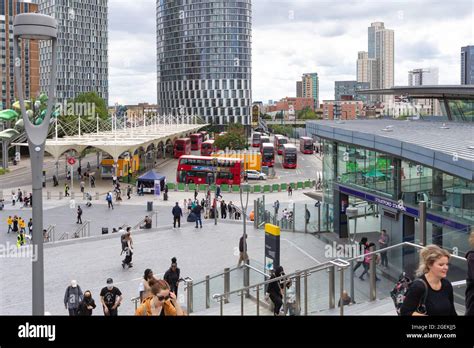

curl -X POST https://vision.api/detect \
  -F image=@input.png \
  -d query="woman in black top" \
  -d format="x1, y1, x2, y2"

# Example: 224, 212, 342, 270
164, 257, 181, 296
401, 245, 457, 316
77, 290, 96, 316
266, 266, 285, 316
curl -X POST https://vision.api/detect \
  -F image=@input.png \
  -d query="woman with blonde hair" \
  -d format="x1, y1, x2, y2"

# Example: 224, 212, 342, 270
465, 230, 474, 316
135, 279, 184, 316
401, 244, 457, 316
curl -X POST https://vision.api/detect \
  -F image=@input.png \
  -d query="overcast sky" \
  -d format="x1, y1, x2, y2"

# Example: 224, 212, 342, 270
108, 0, 473, 106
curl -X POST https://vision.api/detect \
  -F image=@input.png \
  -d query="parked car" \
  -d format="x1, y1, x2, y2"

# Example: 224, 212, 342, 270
245, 170, 267, 180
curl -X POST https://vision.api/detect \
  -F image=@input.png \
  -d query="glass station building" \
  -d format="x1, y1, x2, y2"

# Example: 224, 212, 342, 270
307, 86, 474, 272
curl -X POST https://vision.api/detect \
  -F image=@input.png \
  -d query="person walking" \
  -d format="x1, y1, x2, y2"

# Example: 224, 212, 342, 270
19, 218, 26, 234
378, 229, 390, 268
287, 185, 293, 197
65, 184, 70, 197
220, 200, 227, 219
77, 166, 82, 180
100, 278, 123, 316
305, 207, 311, 225
122, 231, 134, 268
11, 191, 16, 206
80, 180, 85, 193
139, 269, 155, 303
128, 167, 132, 182
76, 206, 83, 224
90, 175, 96, 188
28, 218, 33, 235
353, 237, 368, 275
237, 234, 249, 267
64, 280, 83, 316
193, 203, 203, 228
266, 266, 285, 316
359, 242, 380, 281
466, 231, 474, 316
216, 185, 222, 199
77, 290, 96, 316
106, 192, 114, 210
127, 185, 132, 199
284, 279, 300, 315
401, 245, 457, 316
12, 216, 19, 234
16, 231, 26, 247
164, 184, 169, 201
164, 257, 181, 296
87, 162, 91, 172
7, 216, 12, 234
273, 200, 280, 217
135, 279, 185, 316
18, 188, 23, 203
194, 188, 198, 201
172, 202, 183, 228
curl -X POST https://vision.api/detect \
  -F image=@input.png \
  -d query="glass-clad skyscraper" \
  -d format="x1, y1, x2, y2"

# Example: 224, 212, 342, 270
156, 0, 252, 125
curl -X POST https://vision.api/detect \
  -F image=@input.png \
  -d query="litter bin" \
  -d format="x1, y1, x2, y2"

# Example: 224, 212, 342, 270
147, 201, 153, 211
102, 227, 108, 235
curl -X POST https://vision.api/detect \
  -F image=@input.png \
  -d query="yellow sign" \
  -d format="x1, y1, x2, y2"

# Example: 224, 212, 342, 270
265, 223, 280, 236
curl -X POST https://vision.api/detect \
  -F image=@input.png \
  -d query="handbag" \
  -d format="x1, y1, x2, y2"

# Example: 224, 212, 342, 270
187, 212, 197, 223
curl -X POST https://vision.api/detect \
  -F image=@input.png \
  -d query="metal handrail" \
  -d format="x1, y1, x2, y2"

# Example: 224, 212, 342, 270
192, 265, 242, 287
58, 232, 69, 241
211, 242, 468, 314
73, 220, 91, 238
212, 258, 349, 303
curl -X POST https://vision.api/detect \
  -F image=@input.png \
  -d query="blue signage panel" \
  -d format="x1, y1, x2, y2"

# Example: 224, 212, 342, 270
338, 185, 470, 231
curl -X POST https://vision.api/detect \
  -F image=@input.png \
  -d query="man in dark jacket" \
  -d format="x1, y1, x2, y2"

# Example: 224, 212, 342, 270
466, 231, 474, 316
64, 280, 83, 316
221, 200, 227, 219
193, 204, 203, 228
172, 202, 183, 228
237, 234, 248, 267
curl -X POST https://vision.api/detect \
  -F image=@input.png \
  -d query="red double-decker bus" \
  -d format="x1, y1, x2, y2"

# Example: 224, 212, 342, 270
201, 139, 216, 156
261, 143, 275, 167
176, 155, 244, 185
173, 138, 191, 158
259, 135, 270, 152
282, 144, 297, 169
190, 133, 203, 151
300, 136, 314, 154
274, 134, 288, 155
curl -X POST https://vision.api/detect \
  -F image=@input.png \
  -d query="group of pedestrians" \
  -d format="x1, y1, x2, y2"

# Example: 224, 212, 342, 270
7, 215, 32, 247
11, 188, 32, 207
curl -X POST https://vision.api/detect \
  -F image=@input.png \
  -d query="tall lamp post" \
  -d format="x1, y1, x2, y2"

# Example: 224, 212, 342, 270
14, 13, 58, 315
212, 158, 218, 225
240, 182, 250, 295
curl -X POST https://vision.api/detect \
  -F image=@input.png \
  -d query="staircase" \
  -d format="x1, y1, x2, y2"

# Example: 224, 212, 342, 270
191, 297, 273, 316
315, 298, 396, 316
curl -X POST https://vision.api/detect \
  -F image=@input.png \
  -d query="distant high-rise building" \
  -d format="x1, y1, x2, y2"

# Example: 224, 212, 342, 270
334, 81, 370, 103
407, 67, 440, 115
356, 51, 377, 85
36, 0, 109, 105
408, 68, 439, 86
364, 22, 394, 103
296, 81, 303, 98
156, 0, 252, 126
461, 45, 474, 85
302, 73, 319, 107
0, 0, 39, 109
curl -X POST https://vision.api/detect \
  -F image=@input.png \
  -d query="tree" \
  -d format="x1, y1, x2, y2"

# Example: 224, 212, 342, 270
297, 106, 318, 120
214, 123, 247, 150
73, 92, 108, 119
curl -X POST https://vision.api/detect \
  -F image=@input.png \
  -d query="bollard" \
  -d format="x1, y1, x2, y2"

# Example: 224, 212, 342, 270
186, 280, 193, 314
224, 267, 230, 304
59, 191, 63, 200
47, 191, 51, 200
71, 192, 75, 199
95, 192, 100, 200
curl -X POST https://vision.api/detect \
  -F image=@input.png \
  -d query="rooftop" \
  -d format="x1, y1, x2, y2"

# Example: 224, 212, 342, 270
307, 119, 474, 181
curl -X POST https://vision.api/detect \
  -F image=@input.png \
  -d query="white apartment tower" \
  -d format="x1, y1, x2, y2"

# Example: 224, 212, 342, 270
35, 0, 109, 104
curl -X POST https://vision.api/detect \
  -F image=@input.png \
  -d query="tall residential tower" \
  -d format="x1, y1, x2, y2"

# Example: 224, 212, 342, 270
302, 73, 319, 107
156, 0, 252, 126
36, 0, 109, 104
461, 45, 474, 85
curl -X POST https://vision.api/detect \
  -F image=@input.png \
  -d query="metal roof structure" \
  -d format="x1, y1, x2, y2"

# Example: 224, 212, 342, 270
307, 119, 474, 181
358, 85, 474, 99
44, 116, 207, 162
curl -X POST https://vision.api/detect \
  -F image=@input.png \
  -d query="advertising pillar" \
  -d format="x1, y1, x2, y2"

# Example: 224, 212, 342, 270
264, 223, 280, 272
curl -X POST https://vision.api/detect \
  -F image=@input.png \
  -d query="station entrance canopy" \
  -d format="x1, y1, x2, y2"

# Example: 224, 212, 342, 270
43, 115, 207, 162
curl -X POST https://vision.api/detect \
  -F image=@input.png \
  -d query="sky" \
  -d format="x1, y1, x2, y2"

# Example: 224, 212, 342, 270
106, 0, 474, 105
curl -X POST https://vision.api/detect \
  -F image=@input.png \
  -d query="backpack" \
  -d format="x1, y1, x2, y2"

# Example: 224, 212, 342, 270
390, 273, 428, 315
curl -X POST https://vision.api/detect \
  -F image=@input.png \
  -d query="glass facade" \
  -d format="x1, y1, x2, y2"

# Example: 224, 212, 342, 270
156, 0, 252, 125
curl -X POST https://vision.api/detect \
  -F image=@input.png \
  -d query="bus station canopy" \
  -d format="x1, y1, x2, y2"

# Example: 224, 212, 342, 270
43, 122, 207, 162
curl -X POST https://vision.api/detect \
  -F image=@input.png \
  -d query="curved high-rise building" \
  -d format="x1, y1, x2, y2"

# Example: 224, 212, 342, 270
156, 0, 252, 126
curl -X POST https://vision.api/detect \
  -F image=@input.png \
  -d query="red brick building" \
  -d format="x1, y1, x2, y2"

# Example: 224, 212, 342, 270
322, 100, 364, 120
267, 97, 315, 113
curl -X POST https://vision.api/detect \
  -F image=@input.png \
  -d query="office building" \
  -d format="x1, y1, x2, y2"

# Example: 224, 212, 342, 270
407, 67, 440, 115
461, 45, 474, 85
0, 0, 39, 109
36, 0, 109, 104
156, 0, 252, 126
334, 81, 370, 102
296, 81, 302, 98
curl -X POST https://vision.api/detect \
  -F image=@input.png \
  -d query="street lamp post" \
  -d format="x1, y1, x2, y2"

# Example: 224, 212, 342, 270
14, 13, 58, 316
240, 182, 250, 295
213, 158, 218, 225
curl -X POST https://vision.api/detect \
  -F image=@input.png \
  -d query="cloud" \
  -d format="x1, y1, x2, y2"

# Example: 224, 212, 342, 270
107, 0, 474, 106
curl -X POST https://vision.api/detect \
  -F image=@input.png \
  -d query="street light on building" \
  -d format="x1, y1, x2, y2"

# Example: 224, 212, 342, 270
14, 13, 58, 316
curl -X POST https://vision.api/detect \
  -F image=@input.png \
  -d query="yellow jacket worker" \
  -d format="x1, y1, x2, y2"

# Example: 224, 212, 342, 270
7, 216, 13, 233
19, 218, 26, 232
